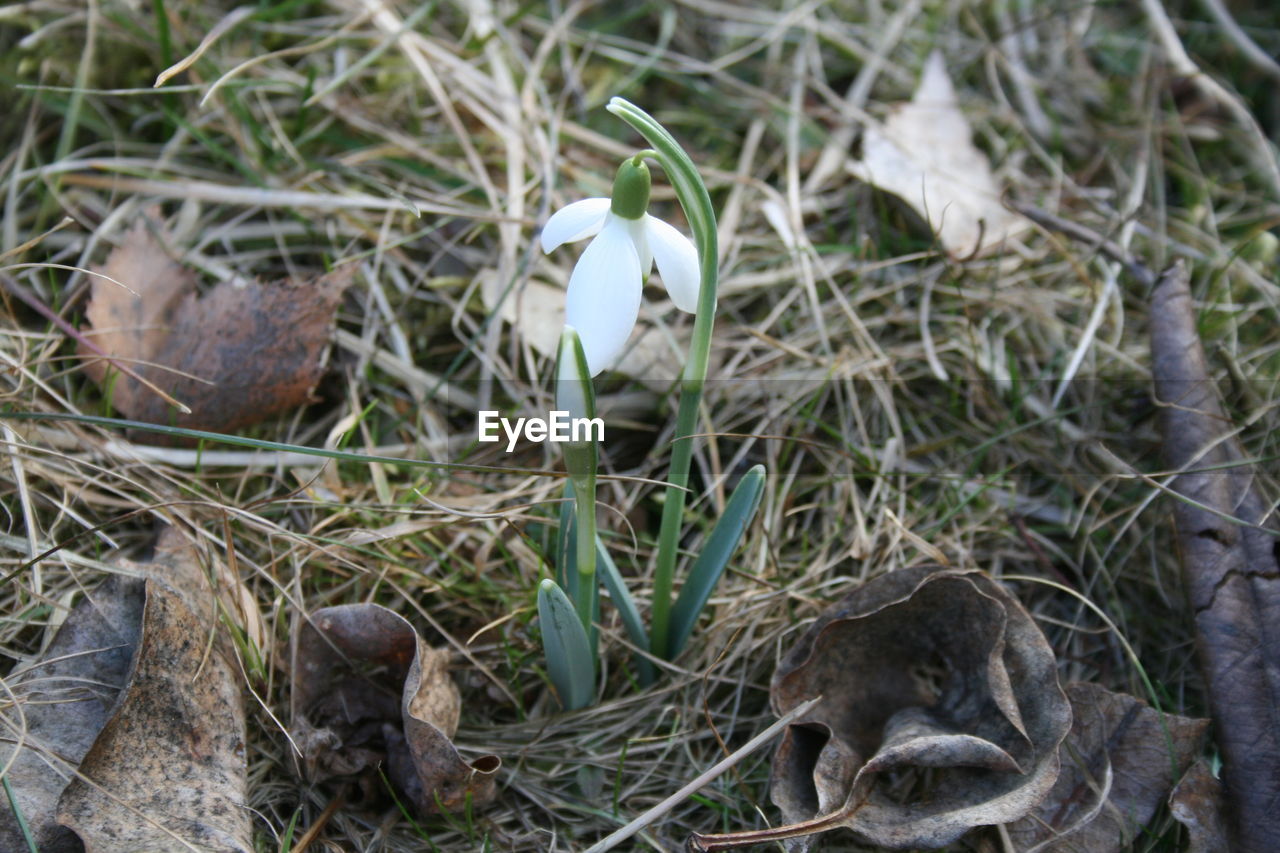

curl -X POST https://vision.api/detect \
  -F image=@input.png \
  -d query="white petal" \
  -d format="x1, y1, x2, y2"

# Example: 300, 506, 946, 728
565, 217, 642, 375
644, 215, 700, 312
540, 198, 611, 253
625, 216, 652, 277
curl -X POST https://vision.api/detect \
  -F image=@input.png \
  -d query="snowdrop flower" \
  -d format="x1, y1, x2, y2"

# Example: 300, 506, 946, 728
540, 155, 700, 375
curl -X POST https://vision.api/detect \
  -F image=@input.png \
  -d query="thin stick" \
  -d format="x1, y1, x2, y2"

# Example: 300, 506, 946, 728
288, 789, 346, 853
1007, 201, 1155, 287
582, 696, 821, 853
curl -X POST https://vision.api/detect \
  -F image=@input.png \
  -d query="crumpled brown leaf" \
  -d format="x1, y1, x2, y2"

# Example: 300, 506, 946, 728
290, 603, 500, 814
80, 216, 352, 433
1149, 261, 1280, 850
1006, 682, 1207, 851
691, 566, 1071, 851
1169, 758, 1228, 853
0, 529, 251, 852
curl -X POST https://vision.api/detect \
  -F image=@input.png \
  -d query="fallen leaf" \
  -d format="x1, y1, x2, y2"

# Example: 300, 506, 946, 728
80, 216, 352, 433
1149, 261, 1280, 850
0, 575, 144, 853
0, 529, 252, 852
291, 603, 500, 814
479, 270, 683, 383
691, 566, 1071, 851
1006, 682, 1207, 851
57, 583, 250, 852
847, 51, 1030, 257
1169, 759, 1228, 853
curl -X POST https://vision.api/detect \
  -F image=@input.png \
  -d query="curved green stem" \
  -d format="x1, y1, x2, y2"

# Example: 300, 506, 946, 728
606, 98, 719, 659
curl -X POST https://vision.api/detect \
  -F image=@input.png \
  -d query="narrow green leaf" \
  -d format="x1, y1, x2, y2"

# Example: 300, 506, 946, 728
595, 536, 654, 684
666, 465, 766, 657
555, 483, 600, 655
538, 579, 595, 710
0, 411, 548, 476
555, 482, 576, 594
2, 775, 38, 853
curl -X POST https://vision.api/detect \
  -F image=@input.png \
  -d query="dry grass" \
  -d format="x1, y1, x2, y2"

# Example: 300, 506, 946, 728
2, 0, 1279, 850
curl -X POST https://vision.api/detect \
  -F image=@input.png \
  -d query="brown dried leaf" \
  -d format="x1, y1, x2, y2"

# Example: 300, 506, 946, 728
692, 566, 1070, 852
1149, 261, 1280, 850
56, 582, 250, 852
291, 604, 500, 814
81, 217, 351, 433
1169, 759, 1228, 853
1006, 682, 1207, 851
0, 530, 251, 852
0, 575, 144, 852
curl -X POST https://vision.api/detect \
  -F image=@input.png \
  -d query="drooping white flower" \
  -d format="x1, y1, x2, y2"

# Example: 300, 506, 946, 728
540, 156, 700, 375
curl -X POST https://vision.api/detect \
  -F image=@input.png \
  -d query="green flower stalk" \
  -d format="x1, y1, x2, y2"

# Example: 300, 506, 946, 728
605, 97, 721, 660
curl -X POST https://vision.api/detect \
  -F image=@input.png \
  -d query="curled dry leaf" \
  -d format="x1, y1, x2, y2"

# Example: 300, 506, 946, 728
80, 216, 352, 434
1149, 261, 1280, 850
291, 604, 500, 814
0, 529, 251, 852
847, 51, 1030, 258
691, 566, 1070, 852
1169, 759, 1228, 853
1006, 682, 1207, 852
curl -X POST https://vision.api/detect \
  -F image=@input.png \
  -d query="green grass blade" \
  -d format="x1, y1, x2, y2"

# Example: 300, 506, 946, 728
666, 465, 765, 657
2, 775, 39, 853
537, 579, 595, 710
0, 411, 552, 477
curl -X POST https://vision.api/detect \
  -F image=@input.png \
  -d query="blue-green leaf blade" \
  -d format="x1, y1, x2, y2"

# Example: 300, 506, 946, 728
537, 579, 595, 710
666, 465, 765, 657
556, 482, 577, 595
595, 536, 654, 684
